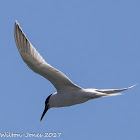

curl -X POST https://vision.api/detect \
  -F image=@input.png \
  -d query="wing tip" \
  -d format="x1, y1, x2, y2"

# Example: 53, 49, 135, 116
14, 20, 26, 40
15, 20, 22, 32
14, 20, 19, 34
15, 20, 18, 24
15, 20, 19, 27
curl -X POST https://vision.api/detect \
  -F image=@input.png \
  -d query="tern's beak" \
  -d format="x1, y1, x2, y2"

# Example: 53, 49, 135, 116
40, 105, 49, 122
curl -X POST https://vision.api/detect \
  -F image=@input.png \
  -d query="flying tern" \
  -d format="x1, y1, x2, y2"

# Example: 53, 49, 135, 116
14, 21, 136, 122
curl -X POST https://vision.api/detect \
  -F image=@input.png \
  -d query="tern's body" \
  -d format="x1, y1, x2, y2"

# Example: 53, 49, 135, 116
14, 21, 135, 122
49, 88, 119, 108
49, 89, 91, 108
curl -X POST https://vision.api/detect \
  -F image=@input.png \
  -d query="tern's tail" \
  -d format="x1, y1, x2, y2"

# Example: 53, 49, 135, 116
102, 93, 122, 97
95, 84, 136, 97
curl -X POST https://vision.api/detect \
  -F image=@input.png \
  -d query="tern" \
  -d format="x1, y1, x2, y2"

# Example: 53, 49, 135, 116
14, 21, 135, 122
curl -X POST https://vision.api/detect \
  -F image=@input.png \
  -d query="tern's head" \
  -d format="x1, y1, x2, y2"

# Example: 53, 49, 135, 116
40, 94, 52, 122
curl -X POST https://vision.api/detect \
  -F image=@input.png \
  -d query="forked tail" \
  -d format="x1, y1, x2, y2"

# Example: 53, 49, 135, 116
95, 84, 137, 97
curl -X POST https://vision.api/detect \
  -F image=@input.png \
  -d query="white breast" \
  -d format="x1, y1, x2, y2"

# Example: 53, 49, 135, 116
50, 89, 92, 108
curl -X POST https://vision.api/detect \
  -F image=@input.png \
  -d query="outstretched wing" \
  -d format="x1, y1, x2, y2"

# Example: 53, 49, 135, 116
14, 21, 80, 92
95, 85, 136, 94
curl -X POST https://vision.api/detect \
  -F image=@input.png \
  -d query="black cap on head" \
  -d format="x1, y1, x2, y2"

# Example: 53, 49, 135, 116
45, 94, 52, 105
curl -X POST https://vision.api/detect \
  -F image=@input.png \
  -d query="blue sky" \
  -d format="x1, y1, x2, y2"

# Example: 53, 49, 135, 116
0, 0, 140, 139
